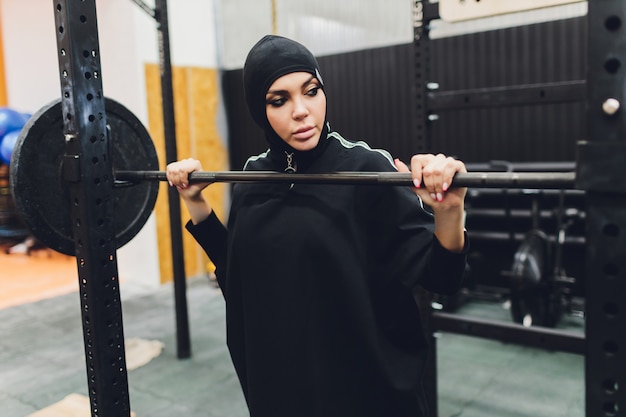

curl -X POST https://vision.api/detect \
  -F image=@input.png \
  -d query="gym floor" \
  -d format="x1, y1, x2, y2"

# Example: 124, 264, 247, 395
0, 247, 584, 417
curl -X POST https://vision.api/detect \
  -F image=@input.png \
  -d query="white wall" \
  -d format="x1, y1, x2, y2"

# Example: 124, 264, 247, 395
218, 0, 415, 69
1, 0, 219, 292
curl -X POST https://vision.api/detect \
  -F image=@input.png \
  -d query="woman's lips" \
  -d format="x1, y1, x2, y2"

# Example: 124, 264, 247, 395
293, 126, 315, 140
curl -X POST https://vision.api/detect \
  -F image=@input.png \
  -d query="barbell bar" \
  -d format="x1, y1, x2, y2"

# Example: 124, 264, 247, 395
9, 96, 579, 256
115, 170, 577, 190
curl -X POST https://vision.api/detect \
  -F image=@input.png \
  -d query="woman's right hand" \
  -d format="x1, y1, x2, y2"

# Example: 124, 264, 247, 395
166, 158, 211, 201
166, 158, 214, 224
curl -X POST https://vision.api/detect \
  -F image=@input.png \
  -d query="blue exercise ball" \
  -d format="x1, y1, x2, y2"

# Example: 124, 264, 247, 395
0, 107, 26, 138
0, 129, 21, 165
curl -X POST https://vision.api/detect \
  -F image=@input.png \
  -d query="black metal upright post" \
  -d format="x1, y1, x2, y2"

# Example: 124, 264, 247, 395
154, 0, 192, 359
413, 0, 435, 154
53, 1, 131, 415
413, 2, 439, 416
578, 1, 626, 415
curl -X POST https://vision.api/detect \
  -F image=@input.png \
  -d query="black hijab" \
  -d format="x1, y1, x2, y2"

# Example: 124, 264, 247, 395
243, 35, 330, 171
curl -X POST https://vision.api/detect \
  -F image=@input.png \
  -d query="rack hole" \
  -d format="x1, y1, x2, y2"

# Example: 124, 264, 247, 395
603, 379, 619, 394
603, 401, 618, 416
603, 263, 619, 278
603, 302, 619, 318
603, 223, 619, 238
603, 340, 619, 356
605, 58, 621, 74
605, 16, 622, 31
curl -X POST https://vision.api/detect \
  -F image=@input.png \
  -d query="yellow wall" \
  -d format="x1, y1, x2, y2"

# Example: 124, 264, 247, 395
145, 64, 228, 283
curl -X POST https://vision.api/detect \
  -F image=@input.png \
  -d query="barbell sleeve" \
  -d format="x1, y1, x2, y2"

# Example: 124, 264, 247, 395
114, 170, 577, 189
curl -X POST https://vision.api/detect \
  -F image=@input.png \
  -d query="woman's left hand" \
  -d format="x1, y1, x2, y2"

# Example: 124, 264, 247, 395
394, 154, 467, 212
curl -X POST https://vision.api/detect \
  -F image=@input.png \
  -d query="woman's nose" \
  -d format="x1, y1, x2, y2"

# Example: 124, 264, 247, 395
292, 97, 309, 119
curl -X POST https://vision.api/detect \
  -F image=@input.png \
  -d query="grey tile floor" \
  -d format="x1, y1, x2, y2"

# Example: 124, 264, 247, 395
1, 277, 584, 417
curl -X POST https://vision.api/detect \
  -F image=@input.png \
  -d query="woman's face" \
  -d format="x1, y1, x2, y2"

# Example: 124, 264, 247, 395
265, 71, 326, 152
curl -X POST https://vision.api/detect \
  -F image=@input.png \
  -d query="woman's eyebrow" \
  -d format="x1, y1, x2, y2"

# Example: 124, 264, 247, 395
266, 75, 317, 96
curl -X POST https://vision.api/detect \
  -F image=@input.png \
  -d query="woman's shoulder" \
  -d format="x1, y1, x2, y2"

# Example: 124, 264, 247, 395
327, 130, 396, 172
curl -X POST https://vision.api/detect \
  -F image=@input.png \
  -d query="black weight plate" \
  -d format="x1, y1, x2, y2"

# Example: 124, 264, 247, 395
10, 97, 159, 256
509, 229, 562, 327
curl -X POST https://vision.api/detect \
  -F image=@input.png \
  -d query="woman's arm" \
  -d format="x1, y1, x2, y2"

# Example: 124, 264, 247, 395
166, 158, 213, 224
394, 154, 467, 252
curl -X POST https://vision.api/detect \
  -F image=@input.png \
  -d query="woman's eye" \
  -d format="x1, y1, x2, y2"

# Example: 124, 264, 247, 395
267, 97, 286, 107
306, 87, 319, 97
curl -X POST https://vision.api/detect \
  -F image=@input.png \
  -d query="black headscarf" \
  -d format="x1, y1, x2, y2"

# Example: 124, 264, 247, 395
243, 35, 329, 171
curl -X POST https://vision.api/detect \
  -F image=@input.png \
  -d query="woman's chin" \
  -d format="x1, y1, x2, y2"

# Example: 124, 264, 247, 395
288, 137, 319, 152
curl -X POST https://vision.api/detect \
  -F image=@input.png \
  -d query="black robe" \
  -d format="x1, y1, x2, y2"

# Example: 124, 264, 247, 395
187, 128, 467, 417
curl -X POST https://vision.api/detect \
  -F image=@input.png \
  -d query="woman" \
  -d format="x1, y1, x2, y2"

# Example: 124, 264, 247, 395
167, 35, 467, 417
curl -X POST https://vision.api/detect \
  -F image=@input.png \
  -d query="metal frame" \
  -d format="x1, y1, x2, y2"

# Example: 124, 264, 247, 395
432, 312, 585, 354
427, 80, 586, 111
53, 1, 131, 415
412, 2, 439, 414
582, 1, 626, 415
130, 0, 192, 360
51, 1, 191, 415
153, 0, 192, 361
417, 1, 626, 415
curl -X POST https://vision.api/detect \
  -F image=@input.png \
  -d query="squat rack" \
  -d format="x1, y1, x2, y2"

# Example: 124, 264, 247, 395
414, 1, 626, 416
51, 1, 625, 416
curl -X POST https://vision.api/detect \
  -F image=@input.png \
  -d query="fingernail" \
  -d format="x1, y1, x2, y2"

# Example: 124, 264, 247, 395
430, 193, 437, 200
413, 179, 421, 188
442, 182, 449, 191
437, 193, 443, 202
